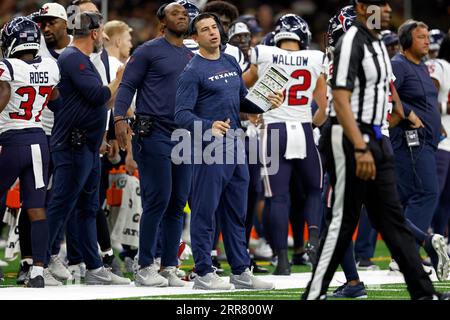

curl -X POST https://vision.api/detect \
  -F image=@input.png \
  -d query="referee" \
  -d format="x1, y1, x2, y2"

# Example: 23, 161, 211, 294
303, 0, 448, 300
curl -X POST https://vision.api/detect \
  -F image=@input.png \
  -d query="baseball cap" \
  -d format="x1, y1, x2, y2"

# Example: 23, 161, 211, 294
35, 3, 68, 22
228, 22, 251, 40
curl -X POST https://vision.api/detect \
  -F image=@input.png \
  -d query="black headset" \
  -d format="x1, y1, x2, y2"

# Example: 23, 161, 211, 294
188, 12, 228, 44
398, 21, 418, 50
73, 11, 102, 36
156, 3, 168, 21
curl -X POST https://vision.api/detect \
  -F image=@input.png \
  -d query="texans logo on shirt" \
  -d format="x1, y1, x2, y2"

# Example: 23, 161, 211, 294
208, 71, 238, 83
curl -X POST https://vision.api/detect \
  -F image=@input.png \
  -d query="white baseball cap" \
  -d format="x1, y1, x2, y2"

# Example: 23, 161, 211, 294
36, 3, 68, 22
228, 22, 251, 40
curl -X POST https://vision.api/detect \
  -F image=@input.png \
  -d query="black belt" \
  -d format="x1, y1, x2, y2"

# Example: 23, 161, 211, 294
329, 117, 383, 140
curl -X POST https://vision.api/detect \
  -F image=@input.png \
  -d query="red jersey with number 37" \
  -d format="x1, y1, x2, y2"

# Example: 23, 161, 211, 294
250, 45, 325, 124
0, 56, 60, 134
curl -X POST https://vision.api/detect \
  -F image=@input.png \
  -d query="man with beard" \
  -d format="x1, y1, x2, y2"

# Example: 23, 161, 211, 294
114, 2, 194, 287
45, 11, 130, 285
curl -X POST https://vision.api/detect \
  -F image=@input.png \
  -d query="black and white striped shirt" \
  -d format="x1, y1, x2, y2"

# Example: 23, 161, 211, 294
330, 21, 393, 126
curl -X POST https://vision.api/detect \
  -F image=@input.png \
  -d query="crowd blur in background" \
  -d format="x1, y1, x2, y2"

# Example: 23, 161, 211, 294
2, 0, 449, 51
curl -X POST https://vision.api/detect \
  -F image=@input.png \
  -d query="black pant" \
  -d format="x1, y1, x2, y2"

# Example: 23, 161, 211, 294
304, 121, 436, 300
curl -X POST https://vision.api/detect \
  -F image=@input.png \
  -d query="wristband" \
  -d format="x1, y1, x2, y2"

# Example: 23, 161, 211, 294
354, 146, 369, 154
114, 118, 128, 124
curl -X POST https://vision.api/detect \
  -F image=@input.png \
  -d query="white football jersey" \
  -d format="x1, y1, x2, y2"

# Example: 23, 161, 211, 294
0, 57, 60, 135
426, 58, 450, 151
183, 39, 247, 71
38, 35, 72, 135
250, 45, 325, 124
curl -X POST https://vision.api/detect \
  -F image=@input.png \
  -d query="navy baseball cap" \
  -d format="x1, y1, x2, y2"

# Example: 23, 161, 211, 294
380, 30, 399, 46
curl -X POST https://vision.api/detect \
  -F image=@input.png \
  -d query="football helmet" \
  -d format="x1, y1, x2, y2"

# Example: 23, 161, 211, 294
429, 29, 445, 51
177, 0, 200, 22
274, 14, 311, 49
326, 5, 356, 49
0, 16, 40, 58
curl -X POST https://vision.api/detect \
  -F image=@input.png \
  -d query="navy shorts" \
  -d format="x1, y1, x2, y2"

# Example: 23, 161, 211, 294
0, 129, 49, 209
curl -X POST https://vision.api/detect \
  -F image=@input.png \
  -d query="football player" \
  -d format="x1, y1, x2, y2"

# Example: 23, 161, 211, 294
0, 16, 60, 288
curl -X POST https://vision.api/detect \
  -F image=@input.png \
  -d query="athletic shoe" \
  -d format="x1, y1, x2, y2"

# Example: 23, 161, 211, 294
26, 275, 44, 288
419, 292, 450, 300
251, 259, 269, 273
356, 258, 380, 271
134, 265, 168, 287
389, 259, 432, 276
254, 238, 273, 260
85, 266, 131, 285
160, 267, 186, 287
290, 252, 310, 266
331, 282, 368, 299
193, 271, 234, 290
212, 256, 224, 274
389, 259, 400, 272
124, 257, 135, 273
103, 253, 123, 276
424, 234, 450, 281
273, 249, 290, 275
43, 268, 63, 286
305, 243, 318, 268
68, 263, 86, 280
16, 261, 32, 285
176, 267, 186, 278
230, 268, 274, 290
49, 255, 72, 281
182, 268, 198, 282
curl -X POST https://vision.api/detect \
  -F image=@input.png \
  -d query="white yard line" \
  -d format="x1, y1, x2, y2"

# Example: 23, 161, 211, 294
0, 270, 441, 300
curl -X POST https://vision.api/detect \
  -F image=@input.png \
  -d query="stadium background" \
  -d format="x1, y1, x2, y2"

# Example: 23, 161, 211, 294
1, 0, 449, 51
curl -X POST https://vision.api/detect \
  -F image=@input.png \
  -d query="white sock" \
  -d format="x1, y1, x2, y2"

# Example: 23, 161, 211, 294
30, 266, 44, 279
101, 249, 114, 258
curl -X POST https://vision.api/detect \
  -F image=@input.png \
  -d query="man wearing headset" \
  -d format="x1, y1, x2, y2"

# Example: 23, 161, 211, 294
46, 11, 130, 285
390, 20, 442, 246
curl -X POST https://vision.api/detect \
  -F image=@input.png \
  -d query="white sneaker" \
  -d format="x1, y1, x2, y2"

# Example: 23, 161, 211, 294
254, 238, 273, 260
230, 268, 274, 290
85, 266, 131, 285
176, 267, 186, 278
124, 257, 134, 273
49, 255, 72, 281
134, 264, 168, 287
430, 234, 450, 281
160, 267, 186, 287
43, 268, 63, 286
68, 263, 86, 280
389, 259, 432, 276
388, 259, 401, 276
193, 271, 234, 290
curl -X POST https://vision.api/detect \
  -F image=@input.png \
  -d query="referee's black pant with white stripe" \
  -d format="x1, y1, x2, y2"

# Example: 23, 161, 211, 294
303, 121, 436, 300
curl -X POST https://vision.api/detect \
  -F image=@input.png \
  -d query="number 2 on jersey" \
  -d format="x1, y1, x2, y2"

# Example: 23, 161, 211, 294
287, 70, 311, 106
9, 86, 53, 122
